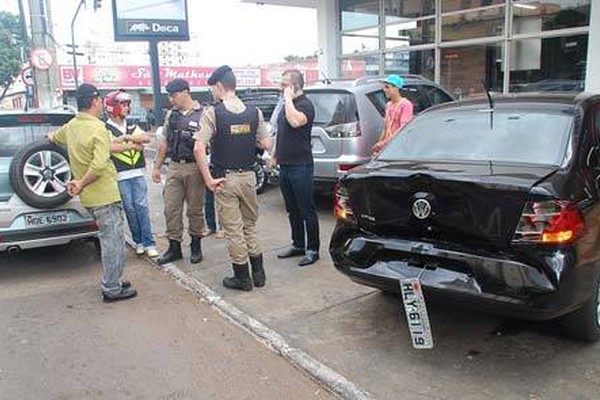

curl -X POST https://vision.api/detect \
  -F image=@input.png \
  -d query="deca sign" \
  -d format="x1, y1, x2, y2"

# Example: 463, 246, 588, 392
112, 0, 189, 41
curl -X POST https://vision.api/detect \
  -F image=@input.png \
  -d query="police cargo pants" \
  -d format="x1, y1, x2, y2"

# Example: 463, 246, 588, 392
164, 162, 206, 241
215, 171, 261, 264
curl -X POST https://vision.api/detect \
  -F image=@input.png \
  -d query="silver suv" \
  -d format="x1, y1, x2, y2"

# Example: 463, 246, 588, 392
304, 75, 454, 183
0, 109, 98, 254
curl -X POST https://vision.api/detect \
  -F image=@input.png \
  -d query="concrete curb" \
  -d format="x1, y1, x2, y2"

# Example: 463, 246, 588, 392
128, 242, 373, 400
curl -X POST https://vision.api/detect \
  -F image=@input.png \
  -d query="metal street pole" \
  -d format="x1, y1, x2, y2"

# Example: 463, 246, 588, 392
17, 0, 30, 108
29, 0, 58, 108
149, 40, 163, 126
70, 0, 86, 88
16, 0, 28, 49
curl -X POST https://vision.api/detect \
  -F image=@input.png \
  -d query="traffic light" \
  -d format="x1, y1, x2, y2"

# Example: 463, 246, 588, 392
93, 0, 102, 11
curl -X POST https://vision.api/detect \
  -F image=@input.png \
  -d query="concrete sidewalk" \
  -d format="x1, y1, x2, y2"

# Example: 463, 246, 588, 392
146, 178, 375, 398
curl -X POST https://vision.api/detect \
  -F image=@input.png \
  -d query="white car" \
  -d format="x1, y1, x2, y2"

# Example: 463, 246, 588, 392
0, 109, 98, 254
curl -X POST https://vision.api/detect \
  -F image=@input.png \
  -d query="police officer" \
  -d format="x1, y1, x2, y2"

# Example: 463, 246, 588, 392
152, 79, 205, 265
193, 66, 273, 291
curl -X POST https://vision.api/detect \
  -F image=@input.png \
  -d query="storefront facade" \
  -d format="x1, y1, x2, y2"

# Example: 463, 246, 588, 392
246, 0, 600, 96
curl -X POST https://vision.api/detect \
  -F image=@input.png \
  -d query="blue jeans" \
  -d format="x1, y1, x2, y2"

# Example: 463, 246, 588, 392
87, 203, 126, 295
279, 163, 320, 252
118, 176, 156, 248
205, 190, 217, 232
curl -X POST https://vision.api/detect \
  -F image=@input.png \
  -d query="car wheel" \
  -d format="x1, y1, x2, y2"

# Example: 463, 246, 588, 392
9, 140, 72, 209
561, 271, 600, 342
255, 162, 268, 195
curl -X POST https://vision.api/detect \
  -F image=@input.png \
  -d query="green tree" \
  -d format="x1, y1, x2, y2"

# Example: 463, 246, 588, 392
0, 11, 27, 101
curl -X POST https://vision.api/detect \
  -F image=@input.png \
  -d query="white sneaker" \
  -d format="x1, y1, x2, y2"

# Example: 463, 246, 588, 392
135, 244, 145, 255
146, 247, 159, 258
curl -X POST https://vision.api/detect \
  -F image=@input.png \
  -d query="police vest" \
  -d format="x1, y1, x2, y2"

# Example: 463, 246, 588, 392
211, 102, 258, 170
166, 108, 203, 161
106, 123, 146, 173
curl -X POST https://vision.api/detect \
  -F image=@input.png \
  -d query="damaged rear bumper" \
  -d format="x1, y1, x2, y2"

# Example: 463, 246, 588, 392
330, 229, 599, 320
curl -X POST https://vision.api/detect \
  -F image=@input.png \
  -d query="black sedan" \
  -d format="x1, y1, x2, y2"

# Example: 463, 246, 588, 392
330, 93, 600, 341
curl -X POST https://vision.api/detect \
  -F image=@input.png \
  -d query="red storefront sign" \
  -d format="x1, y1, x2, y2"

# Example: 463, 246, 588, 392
59, 60, 366, 89
59, 65, 264, 89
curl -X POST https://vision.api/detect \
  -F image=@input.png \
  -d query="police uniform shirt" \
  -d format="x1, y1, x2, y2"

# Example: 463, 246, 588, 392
194, 96, 269, 145
162, 100, 203, 138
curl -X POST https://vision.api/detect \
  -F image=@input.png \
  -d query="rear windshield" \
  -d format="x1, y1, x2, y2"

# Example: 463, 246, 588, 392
0, 114, 73, 157
237, 90, 280, 121
305, 91, 358, 126
378, 106, 574, 166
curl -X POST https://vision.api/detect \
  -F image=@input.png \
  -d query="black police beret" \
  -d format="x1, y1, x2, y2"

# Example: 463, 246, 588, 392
76, 83, 100, 101
207, 65, 233, 86
166, 78, 190, 94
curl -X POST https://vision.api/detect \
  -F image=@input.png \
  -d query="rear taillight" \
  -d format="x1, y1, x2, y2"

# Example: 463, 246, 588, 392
88, 222, 99, 231
513, 200, 585, 245
334, 183, 355, 222
338, 163, 359, 172
324, 122, 361, 138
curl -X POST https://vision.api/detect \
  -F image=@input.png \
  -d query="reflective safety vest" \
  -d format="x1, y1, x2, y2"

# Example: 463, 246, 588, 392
106, 122, 146, 172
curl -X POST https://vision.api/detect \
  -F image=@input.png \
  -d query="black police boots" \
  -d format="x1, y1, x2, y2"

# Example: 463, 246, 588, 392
249, 254, 265, 287
223, 263, 253, 291
157, 239, 182, 265
190, 235, 203, 264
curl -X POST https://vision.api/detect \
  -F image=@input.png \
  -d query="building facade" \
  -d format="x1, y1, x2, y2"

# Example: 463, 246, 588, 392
245, 0, 600, 96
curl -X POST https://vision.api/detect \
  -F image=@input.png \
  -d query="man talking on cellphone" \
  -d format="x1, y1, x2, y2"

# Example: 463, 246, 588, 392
273, 70, 320, 267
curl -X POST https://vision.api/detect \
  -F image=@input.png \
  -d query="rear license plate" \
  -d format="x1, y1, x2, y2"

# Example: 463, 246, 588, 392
24, 212, 70, 228
400, 278, 434, 349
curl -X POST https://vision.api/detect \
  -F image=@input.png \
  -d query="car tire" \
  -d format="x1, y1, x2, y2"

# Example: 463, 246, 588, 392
9, 140, 72, 209
255, 161, 268, 195
560, 271, 600, 342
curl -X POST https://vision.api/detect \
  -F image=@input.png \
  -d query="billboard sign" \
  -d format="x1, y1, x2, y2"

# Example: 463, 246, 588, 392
58, 62, 353, 89
112, 0, 189, 41
58, 65, 266, 89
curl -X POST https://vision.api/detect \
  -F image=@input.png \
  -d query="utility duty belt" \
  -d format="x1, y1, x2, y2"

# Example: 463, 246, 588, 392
171, 158, 195, 164
210, 164, 256, 178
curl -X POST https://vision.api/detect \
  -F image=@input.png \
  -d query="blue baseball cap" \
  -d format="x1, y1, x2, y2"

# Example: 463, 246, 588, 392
383, 75, 404, 88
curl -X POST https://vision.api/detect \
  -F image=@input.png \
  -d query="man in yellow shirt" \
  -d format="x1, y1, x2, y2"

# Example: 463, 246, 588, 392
49, 83, 137, 303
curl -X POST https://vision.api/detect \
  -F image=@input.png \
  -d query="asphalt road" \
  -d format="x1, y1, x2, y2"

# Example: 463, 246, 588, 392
0, 243, 333, 400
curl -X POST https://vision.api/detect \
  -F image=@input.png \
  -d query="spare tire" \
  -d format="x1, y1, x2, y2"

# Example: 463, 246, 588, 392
9, 140, 72, 209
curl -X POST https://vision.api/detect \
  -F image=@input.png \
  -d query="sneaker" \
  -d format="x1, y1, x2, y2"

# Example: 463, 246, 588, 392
135, 244, 145, 255
146, 247, 159, 258
215, 230, 225, 239
102, 287, 138, 303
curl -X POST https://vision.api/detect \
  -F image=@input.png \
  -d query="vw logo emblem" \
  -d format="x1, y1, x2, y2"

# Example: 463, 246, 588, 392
412, 199, 432, 220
